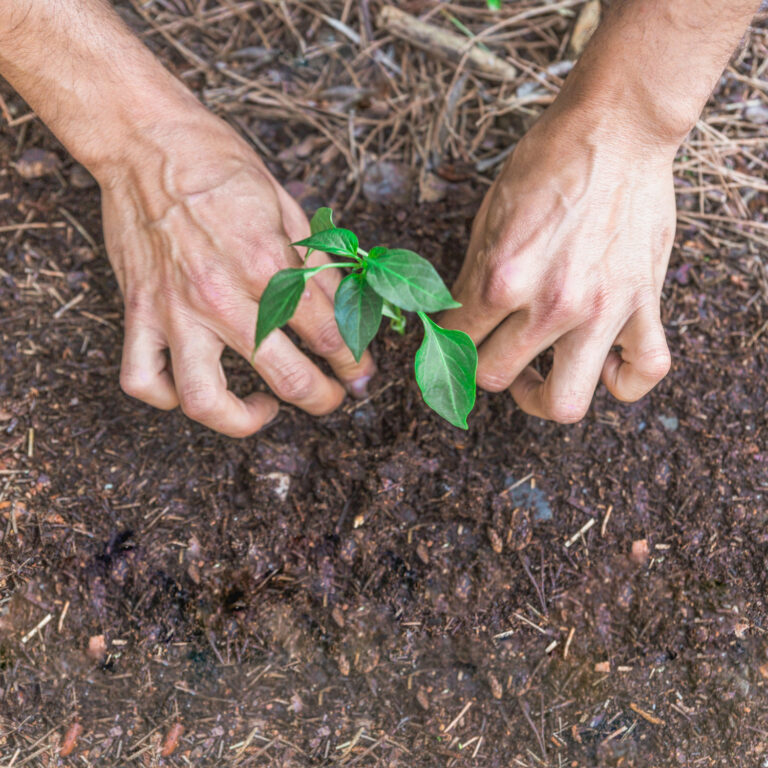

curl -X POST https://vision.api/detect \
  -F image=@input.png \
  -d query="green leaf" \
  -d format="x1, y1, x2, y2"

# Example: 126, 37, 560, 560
292, 228, 359, 259
334, 273, 383, 362
382, 300, 406, 334
254, 268, 310, 351
414, 312, 477, 429
487, 0, 501, 9
303, 208, 336, 261
310, 207, 335, 234
365, 248, 461, 313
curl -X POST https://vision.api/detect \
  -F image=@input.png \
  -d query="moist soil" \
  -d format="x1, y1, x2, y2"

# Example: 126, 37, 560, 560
2, 85, 768, 768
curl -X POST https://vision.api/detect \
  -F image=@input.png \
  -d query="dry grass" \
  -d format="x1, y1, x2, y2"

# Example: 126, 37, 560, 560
113, 0, 768, 306
1, 1, 767, 764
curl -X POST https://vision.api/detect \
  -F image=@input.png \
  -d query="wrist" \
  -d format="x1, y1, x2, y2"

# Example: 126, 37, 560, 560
96, 99, 267, 224
64, 40, 223, 184
87, 85, 221, 186
554, 56, 696, 156
526, 84, 680, 172
0, 0, 227, 183
548, 0, 760, 156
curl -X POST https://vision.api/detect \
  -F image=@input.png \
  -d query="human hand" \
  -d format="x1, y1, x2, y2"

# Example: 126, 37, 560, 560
441, 109, 676, 423
100, 116, 375, 437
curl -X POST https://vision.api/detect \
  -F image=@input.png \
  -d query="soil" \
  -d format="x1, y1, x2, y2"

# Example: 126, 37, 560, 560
1, 4, 768, 767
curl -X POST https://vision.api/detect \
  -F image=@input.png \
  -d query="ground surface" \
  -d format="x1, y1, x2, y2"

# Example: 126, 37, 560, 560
1, 2, 768, 766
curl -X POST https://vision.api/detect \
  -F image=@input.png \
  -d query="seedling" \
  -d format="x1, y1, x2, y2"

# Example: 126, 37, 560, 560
253, 208, 478, 429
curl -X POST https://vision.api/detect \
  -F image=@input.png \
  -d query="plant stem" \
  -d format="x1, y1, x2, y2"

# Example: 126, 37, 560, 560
306, 261, 356, 276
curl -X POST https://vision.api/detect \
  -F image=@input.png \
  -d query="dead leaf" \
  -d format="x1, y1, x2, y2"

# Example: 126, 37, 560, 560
569, 0, 600, 58
419, 172, 448, 203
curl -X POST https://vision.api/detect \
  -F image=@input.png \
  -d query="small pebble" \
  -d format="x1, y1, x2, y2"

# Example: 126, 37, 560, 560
487, 672, 503, 699
419, 172, 448, 203
160, 723, 184, 758
86, 634, 106, 662
630, 538, 650, 565
658, 414, 679, 431
262, 471, 290, 502
59, 723, 84, 757
363, 160, 411, 204
745, 103, 768, 124
487, 526, 503, 554
69, 163, 97, 189
15, 148, 59, 179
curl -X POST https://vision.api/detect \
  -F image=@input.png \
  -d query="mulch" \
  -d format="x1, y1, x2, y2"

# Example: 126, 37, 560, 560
1, 1, 767, 765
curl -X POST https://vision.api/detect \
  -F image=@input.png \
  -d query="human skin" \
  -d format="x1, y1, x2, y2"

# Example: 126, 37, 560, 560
0, 0, 376, 438
0, 1, 761, 434
440, 0, 761, 422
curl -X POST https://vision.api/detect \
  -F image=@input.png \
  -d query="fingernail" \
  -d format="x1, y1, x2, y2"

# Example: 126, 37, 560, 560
348, 375, 371, 399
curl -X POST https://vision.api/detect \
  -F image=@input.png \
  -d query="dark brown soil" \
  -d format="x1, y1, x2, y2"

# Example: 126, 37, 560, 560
2, 4, 768, 766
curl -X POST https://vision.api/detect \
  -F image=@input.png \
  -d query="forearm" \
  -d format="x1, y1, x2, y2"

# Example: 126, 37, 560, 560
554, 0, 761, 150
0, 0, 200, 178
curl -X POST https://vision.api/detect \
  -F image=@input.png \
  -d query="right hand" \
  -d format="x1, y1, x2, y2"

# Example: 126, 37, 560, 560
99, 114, 375, 437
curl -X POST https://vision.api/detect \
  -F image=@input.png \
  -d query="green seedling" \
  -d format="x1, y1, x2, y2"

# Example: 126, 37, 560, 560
253, 208, 478, 429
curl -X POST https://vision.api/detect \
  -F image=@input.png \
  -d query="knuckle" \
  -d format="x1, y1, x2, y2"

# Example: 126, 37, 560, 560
587, 284, 610, 321
638, 346, 671, 381
272, 363, 316, 402
477, 368, 511, 393
549, 289, 580, 325
309, 319, 345, 357
482, 259, 524, 309
252, 253, 286, 288
546, 392, 591, 424
613, 379, 651, 403
224, 423, 255, 440
179, 382, 220, 421
530, 281, 579, 333
120, 368, 151, 400
124, 291, 149, 317
189, 270, 237, 317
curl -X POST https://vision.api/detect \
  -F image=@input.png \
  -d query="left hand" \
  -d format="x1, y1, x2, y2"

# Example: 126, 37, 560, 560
441, 107, 676, 423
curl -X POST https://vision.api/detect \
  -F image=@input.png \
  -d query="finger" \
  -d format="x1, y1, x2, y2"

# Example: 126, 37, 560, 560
510, 329, 613, 423
269, 180, 352, 308
601, 305, 671, 402
248, 227, 376, 396
271, 185, 378, 392
120, 321, 179, 410
440, 193, 528, 345
214, 305, 347, 416
438, 192, 500, 343
474, 309, 552, 393
170, 327, 279, 438
288, 275, 377, 397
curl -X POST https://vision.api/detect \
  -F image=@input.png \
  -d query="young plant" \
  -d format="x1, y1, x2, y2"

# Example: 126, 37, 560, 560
253, 208, 478, 429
